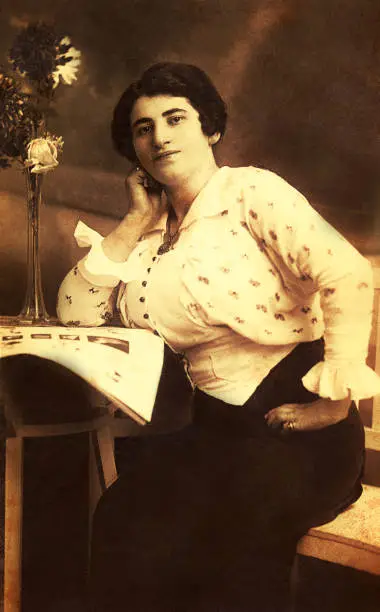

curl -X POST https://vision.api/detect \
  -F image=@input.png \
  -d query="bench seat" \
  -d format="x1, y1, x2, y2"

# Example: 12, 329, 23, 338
297, 484, 380, 575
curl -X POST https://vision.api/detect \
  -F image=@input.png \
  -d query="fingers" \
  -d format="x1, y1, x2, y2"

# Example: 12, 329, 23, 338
125, 168, 155, 201
264, 398, 350, 433
129, 166, 162, 193
127, 166, 148, 188
264, 404, 299, 432
123, 166, 165, 227
136, 166, 150, 189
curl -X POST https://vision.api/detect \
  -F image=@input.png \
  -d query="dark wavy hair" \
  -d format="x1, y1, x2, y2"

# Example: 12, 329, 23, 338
111, 62, 228, 162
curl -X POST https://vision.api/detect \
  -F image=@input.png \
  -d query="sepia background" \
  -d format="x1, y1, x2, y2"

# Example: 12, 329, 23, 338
0, 1, 379, 610
0, 0, 379, 316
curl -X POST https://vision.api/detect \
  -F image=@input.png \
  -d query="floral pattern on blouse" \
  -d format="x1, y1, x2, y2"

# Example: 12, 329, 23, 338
57, 166, 380, 404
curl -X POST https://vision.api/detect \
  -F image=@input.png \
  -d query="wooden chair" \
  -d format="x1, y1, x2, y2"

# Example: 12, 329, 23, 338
296, 262, 380, 575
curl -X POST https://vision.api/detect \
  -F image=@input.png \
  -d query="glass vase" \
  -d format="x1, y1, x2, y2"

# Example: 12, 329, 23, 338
18, 168, 50, 324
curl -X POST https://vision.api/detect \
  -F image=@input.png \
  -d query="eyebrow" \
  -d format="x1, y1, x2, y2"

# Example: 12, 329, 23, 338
132, 108, 188, 130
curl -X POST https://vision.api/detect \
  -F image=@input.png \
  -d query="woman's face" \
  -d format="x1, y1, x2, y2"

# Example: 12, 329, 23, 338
130, 95, 219, 185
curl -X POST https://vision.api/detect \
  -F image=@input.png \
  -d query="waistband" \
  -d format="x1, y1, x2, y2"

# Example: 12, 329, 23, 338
192, 339, 359, 437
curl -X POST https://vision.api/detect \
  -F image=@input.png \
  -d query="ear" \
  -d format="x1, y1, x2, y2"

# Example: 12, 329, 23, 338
208, 132, 221, 146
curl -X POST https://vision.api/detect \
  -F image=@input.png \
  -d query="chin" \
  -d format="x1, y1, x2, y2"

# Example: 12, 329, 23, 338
155, 166, 185, 186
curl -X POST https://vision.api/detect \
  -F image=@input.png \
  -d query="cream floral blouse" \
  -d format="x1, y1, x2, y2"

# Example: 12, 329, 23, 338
57, 166, 380, 405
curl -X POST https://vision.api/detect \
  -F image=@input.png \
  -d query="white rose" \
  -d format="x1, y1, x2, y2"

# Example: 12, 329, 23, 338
26, 138, 59, 174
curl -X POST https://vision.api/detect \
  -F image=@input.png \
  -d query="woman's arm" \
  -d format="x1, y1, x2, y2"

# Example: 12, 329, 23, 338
242, 166, 380, 403
57, 168, 166, 326
57, 265, 118, 326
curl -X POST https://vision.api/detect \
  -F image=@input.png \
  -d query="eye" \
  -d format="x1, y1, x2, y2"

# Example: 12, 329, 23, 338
136, 124, 152, 137
167, 115, 185, 126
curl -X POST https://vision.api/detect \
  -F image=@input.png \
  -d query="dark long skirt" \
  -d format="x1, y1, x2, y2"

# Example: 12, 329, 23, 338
89, 340, 365, 612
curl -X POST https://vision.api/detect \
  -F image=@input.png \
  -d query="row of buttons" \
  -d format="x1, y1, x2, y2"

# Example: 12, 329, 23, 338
140, 257, 159, 336
138, 251, 194, 383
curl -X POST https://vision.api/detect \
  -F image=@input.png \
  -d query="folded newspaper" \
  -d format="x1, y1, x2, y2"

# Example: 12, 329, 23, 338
0, 324, 165, 425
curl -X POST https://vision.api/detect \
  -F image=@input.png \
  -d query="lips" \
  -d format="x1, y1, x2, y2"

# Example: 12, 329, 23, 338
153, 150, 180, 161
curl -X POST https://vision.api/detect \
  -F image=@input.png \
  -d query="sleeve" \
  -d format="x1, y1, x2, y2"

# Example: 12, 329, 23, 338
57, 264, 118, 327
74, 220, 142, 287
57, 220, 132, 327
242, 167, 380, 401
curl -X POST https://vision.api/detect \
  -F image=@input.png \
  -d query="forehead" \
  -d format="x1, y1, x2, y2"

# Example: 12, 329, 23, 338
130, 95, 197, 124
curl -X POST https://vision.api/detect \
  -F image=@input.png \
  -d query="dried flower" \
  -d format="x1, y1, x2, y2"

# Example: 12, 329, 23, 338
1, 22, 80, 169
52, 37, 81, 88
9, 22, 61, 95
0, 71, 35, 167
8, 22, 81, 95
25, 135, 64, 173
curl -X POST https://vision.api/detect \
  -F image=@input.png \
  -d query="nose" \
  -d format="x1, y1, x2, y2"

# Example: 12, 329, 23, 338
151, 122, 171, 149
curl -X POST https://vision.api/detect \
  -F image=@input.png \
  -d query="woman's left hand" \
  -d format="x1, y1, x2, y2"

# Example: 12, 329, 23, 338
264, 396, 352, 433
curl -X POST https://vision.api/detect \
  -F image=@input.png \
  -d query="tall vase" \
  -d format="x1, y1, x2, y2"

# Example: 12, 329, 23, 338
18, 168, 50, 324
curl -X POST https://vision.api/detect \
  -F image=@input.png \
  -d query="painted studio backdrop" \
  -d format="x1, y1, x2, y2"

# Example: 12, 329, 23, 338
0, 2, 379, 610
0, 0, 379, 318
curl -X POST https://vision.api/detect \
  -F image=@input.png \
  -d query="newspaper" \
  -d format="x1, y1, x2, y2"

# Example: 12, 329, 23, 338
0, 324, 165, 425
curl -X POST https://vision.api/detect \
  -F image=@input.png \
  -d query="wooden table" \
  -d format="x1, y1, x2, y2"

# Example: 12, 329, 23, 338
0, 317, 117, 612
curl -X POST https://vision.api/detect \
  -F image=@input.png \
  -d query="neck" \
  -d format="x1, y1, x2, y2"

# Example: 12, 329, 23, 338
164, 158, 219, 226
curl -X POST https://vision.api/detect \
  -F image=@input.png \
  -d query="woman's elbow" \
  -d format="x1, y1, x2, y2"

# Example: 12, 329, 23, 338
56, 272, 109, 327
56, 297, 107, 327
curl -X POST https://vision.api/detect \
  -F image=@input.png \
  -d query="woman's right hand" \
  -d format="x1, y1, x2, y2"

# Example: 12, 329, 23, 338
101, 167, 165, 262
124, 167, 165, 232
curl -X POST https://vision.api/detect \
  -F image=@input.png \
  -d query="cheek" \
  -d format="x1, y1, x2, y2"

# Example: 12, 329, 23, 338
186, 126, 211, 147
190, 135, 212, 153
133, 141, 149, 162
132, 137, 140, 154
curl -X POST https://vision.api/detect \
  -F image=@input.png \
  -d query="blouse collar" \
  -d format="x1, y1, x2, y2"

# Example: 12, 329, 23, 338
145, 166, 232, 237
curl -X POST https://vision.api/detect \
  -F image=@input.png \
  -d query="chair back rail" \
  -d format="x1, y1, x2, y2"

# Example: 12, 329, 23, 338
372, 266, 380, 429
365, 262, 380, 431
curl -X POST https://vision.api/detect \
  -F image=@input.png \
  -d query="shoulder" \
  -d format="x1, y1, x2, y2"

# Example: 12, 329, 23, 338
221, 165, 306, 203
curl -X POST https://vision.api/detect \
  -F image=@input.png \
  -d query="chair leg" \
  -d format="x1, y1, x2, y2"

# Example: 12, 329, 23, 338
89, 425, 117, 511
4, 437, 23, 612
95, 424, 117, 490
88, 426, 117, 548
289, 554, 300, 612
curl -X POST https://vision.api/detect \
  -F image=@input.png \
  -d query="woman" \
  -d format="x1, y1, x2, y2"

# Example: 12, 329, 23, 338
57, 63, 380, 612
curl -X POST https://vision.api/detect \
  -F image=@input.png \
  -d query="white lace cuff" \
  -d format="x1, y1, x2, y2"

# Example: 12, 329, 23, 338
74, 221, 139, 287
302, 360, 380, 402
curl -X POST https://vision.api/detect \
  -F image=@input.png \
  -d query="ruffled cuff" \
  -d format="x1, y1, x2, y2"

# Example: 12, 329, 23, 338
302, 360, 380, 402
74, 221, 139, 287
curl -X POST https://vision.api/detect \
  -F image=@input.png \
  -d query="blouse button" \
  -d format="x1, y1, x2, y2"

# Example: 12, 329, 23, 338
152, 256, 156, 262
139, 297, 145, 303
143, 313, 149, 320
142, 280, 147, 287
153, 330, 160, 336
147, 267, 151, 273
